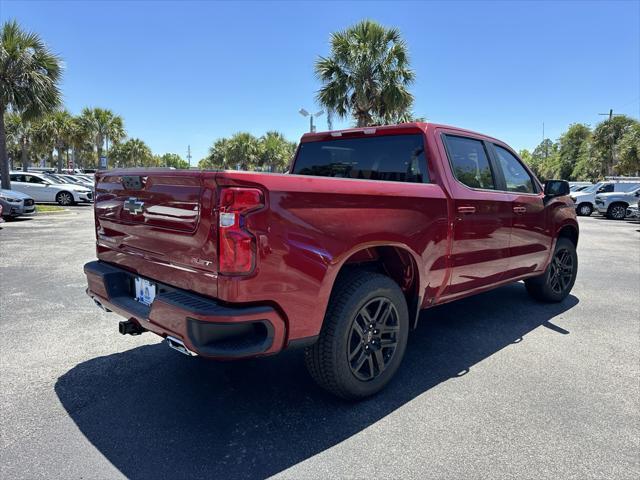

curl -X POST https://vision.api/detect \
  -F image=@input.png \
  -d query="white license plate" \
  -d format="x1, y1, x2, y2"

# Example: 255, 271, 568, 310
134, 277, 156, 306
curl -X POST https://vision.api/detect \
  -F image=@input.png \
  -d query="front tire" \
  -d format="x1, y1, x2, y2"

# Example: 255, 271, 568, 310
576, 203, 592, 216
56, 191, 74, 206
606, 203, 627, 220
525, 237, 577, 302
304, 270, 409, 400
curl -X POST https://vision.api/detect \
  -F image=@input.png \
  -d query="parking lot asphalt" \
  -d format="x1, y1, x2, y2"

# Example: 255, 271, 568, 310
0, 207, 638, 480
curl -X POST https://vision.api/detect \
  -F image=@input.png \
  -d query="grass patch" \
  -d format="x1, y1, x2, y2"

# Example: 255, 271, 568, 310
36, 205, 65, 213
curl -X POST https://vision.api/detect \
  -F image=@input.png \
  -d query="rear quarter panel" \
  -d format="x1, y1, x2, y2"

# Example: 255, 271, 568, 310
215, 172, 450, 341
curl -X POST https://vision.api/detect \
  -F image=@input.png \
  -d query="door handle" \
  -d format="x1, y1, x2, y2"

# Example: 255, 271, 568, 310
457, 206, 476, 214
513, 206, 527, 214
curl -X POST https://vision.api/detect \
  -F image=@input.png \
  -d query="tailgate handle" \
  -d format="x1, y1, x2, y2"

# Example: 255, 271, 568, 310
122, 176, 145, 190
513, 206, 527, 214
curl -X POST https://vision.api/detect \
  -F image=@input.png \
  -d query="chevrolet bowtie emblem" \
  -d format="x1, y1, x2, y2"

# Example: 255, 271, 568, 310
124, 197, 144, 215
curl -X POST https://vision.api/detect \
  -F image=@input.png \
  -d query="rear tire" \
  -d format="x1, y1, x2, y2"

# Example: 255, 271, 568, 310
304, 270, 409, 400
56, 191, 74, 206
606, 202, 627, 220
525, 237, 577, 302
576, 203, 592, 216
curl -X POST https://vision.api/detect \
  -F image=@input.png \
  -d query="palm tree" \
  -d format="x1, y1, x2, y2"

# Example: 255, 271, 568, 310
125, 138, 152, 167
79, 107, 126, 165
110, 138, 151, 167
0, 20, 62, 188
259, 131, 296, 172
315, 20, 415, 127
68, 115, 94, 170
227, 132, 261, 170
4, 112, 37, 171
39, 110, 73, 172
202, 138, 231, 169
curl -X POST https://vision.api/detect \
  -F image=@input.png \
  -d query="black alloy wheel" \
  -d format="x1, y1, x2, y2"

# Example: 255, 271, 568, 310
347, 297, 399, 382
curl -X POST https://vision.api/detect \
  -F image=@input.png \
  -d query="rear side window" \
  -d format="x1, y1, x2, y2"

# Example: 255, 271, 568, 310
493, 145, 536, 194
292, 134, 428, 183
10, 174, 25, 182
444, 135, 496, 190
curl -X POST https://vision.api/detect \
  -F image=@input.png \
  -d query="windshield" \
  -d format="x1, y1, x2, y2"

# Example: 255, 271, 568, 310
47, 174, 71, 184
62, 175, 83, 184
38, 176, 54, 185
582, 183, 602, 193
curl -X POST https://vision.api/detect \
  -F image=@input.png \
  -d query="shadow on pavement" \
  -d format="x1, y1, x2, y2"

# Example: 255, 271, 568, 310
55, 283, 578, 480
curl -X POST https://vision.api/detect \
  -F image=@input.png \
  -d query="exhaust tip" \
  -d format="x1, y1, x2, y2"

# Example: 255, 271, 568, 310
166, 336, 197, 356
93, 298, 111, 313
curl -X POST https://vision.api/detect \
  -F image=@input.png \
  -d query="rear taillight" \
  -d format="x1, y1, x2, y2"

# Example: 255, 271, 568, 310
218, 187, 263, 274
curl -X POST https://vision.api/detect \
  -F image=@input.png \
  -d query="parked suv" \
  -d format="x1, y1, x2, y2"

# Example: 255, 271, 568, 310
595, 187, 640, 219
571, 181, 640, 216
84, 123, 578, 399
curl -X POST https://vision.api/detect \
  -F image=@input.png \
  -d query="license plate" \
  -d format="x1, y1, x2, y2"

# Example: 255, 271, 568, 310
134, 277, 156, 306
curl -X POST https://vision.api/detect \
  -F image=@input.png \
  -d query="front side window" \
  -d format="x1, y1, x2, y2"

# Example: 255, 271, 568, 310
292, 134, 428, 183
493, 145, 535, 194
598, 184, 614, 193
444, 135, 495, 190
26, 175, 46, 184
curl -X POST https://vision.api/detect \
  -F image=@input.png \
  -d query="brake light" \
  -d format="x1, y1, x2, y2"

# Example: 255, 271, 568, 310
218, 187, 263, 274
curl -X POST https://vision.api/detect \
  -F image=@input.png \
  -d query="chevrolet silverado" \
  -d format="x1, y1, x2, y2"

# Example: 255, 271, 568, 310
84, 123, 578, 399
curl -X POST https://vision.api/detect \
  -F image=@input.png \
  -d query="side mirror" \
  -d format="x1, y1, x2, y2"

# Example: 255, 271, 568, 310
544, 180, 570, 198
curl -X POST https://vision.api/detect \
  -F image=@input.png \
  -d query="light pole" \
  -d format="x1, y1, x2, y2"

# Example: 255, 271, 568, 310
299, 108, 324, 133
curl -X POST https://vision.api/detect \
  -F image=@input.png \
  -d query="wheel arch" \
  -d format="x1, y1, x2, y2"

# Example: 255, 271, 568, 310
329, 243, 423, 329
557, 223, 579, 248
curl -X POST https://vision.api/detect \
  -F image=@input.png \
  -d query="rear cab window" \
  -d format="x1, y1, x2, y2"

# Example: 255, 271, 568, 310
292, 134, 428, 183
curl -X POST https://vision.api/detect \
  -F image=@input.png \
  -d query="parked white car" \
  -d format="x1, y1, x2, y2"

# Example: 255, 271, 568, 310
45, 173, 94, 190
570, 181, 640, 216
595, 187, 640, 220
9, 172, 93, 205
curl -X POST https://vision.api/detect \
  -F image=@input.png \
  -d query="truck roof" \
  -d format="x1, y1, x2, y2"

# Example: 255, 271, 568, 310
300, 122, 505, 145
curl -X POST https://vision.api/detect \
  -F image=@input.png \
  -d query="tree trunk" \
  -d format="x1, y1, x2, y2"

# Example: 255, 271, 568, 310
57, 145, 64, 173
21, 141, 29, 172
355, 110, 372, 127
0, 108, 11, 190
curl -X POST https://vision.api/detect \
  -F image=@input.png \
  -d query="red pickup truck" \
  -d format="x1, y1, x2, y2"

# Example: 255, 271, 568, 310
85, 123, 578, 399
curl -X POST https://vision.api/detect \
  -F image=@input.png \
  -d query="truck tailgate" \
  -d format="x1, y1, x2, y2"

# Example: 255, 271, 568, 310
94, 170, 219, 297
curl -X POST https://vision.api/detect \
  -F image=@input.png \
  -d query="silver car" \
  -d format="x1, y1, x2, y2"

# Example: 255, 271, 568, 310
0, 189, 37, 219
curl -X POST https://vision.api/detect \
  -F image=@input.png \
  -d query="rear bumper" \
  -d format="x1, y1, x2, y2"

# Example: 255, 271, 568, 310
84, 260, 286, 359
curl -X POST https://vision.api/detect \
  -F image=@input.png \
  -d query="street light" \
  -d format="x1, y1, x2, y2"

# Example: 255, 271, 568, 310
299, 108, 324, 133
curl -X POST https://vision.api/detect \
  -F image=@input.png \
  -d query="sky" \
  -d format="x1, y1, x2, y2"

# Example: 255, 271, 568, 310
2, 0, 639, 163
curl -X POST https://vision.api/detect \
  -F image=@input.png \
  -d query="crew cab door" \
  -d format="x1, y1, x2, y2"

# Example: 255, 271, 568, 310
487, 143, 552, 277
438, 132, 512, 297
